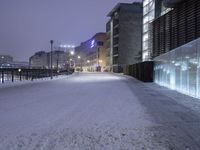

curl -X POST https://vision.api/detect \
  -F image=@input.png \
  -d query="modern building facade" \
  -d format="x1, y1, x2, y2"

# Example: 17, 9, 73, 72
152, 0, 200, 98
154, 38, 200, 98
75, 33, 107, 72
107, 2, 143, 73
142, 0, 172, 61
142, 0, 155, 61
152, 0, 200, 58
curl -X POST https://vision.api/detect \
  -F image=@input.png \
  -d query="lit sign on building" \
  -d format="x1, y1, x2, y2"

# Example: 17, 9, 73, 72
91, 39, 95, 48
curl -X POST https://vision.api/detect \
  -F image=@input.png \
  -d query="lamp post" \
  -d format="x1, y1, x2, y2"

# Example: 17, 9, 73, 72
87, 60, 90, 72
50, 40, 54, 79
78, 55, 82, 72
97, 47, 100, 72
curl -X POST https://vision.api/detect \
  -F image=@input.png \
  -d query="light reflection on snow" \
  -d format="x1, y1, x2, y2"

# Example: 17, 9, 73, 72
70, 73, 124, 83
154, 38, 200, 99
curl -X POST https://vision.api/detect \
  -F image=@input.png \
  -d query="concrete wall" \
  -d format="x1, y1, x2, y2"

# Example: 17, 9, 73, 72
119, 10, 142, 65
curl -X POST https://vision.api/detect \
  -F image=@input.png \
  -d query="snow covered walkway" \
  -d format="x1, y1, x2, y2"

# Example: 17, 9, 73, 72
0, 73, 200, 150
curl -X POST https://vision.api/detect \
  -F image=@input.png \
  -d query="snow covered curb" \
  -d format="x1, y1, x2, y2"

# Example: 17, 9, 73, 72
120, 73, 200, 114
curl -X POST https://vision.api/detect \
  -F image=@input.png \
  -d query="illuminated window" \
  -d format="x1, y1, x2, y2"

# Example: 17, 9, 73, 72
143, 15, 149, 24
143, 23, 148, 33
143, 33, 149, 42
143, 0, 149, 6
143, 5, 149, 15
97, 41, 104, 46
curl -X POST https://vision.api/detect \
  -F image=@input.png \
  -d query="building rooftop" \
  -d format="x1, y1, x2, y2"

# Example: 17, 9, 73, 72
163, 0, 185, 8
107, 2, 142, 17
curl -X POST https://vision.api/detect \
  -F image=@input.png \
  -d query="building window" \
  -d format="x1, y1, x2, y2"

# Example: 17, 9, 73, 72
143, 23, 149, 33
97, 41, 104, 46
143, 5, 149, 15
143, 32, 149, 42
143, 0, 149, 6
143, 15, 149, 24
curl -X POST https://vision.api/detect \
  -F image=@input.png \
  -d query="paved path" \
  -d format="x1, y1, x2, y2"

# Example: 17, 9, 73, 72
0, 73, 200, 150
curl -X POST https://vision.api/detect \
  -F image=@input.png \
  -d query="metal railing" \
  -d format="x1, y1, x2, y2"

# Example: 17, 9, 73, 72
0, 68, 72, 84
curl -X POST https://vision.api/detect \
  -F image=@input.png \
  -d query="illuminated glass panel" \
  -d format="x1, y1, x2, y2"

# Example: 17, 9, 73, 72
154, 38, 200, 99
143, 0, 149, 6
143, 23, 148, 33
149, 10, 155, 21
143, 32, 149, 42
142, 0, 155, 61
143, 5, 149, 15
143, 15, 149, 24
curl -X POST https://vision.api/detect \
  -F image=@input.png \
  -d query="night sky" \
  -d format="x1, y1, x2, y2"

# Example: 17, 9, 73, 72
0, 0, 141, 61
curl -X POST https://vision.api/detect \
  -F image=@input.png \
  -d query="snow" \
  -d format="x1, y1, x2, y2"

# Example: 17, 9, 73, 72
0, 73, 200, 149
145, 82, 200, 114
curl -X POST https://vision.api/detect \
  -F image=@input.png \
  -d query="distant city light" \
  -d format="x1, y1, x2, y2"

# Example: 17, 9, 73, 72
60, 44, 75, 48
87, 60, 90, 63
78, 56, 81, 59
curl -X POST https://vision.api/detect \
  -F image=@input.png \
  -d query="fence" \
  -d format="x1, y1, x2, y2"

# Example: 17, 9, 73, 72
123, 61, 154, 82
0, 68, 72, 84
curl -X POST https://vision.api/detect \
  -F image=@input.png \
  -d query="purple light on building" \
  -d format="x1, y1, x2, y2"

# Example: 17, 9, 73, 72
91, 39, 95, 48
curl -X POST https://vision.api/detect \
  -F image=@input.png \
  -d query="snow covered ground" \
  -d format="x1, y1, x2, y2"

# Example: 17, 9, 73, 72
0, 73, 200, 150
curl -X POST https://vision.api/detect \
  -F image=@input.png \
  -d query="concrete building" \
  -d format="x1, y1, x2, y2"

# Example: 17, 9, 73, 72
29, 50, 67, 69
29, 51, 48, 69
0, 55, 13, 64
106, 2, 143, 73
75, 33, 107, 72
49, 50, 67, 70
151, 0, 200, 98
6, 61, 29, 68
0, 55, 29, 68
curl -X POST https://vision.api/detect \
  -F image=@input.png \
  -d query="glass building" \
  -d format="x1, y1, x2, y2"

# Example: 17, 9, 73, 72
142, 0, 172, 61
142, 0, 155, 61
154, 38, 200, 98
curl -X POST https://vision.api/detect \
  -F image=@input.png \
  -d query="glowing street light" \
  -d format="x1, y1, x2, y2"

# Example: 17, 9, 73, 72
78, 56, 81, 59
87, 60, 90, 63
18, 68, 22, 72
70, 51, 74, 55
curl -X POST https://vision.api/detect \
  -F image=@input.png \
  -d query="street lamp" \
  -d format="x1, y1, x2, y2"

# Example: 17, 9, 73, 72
50, 40, 54, 79
77, 56, 82, 72
70, 51, 74, 55
87, 60, 91, 72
